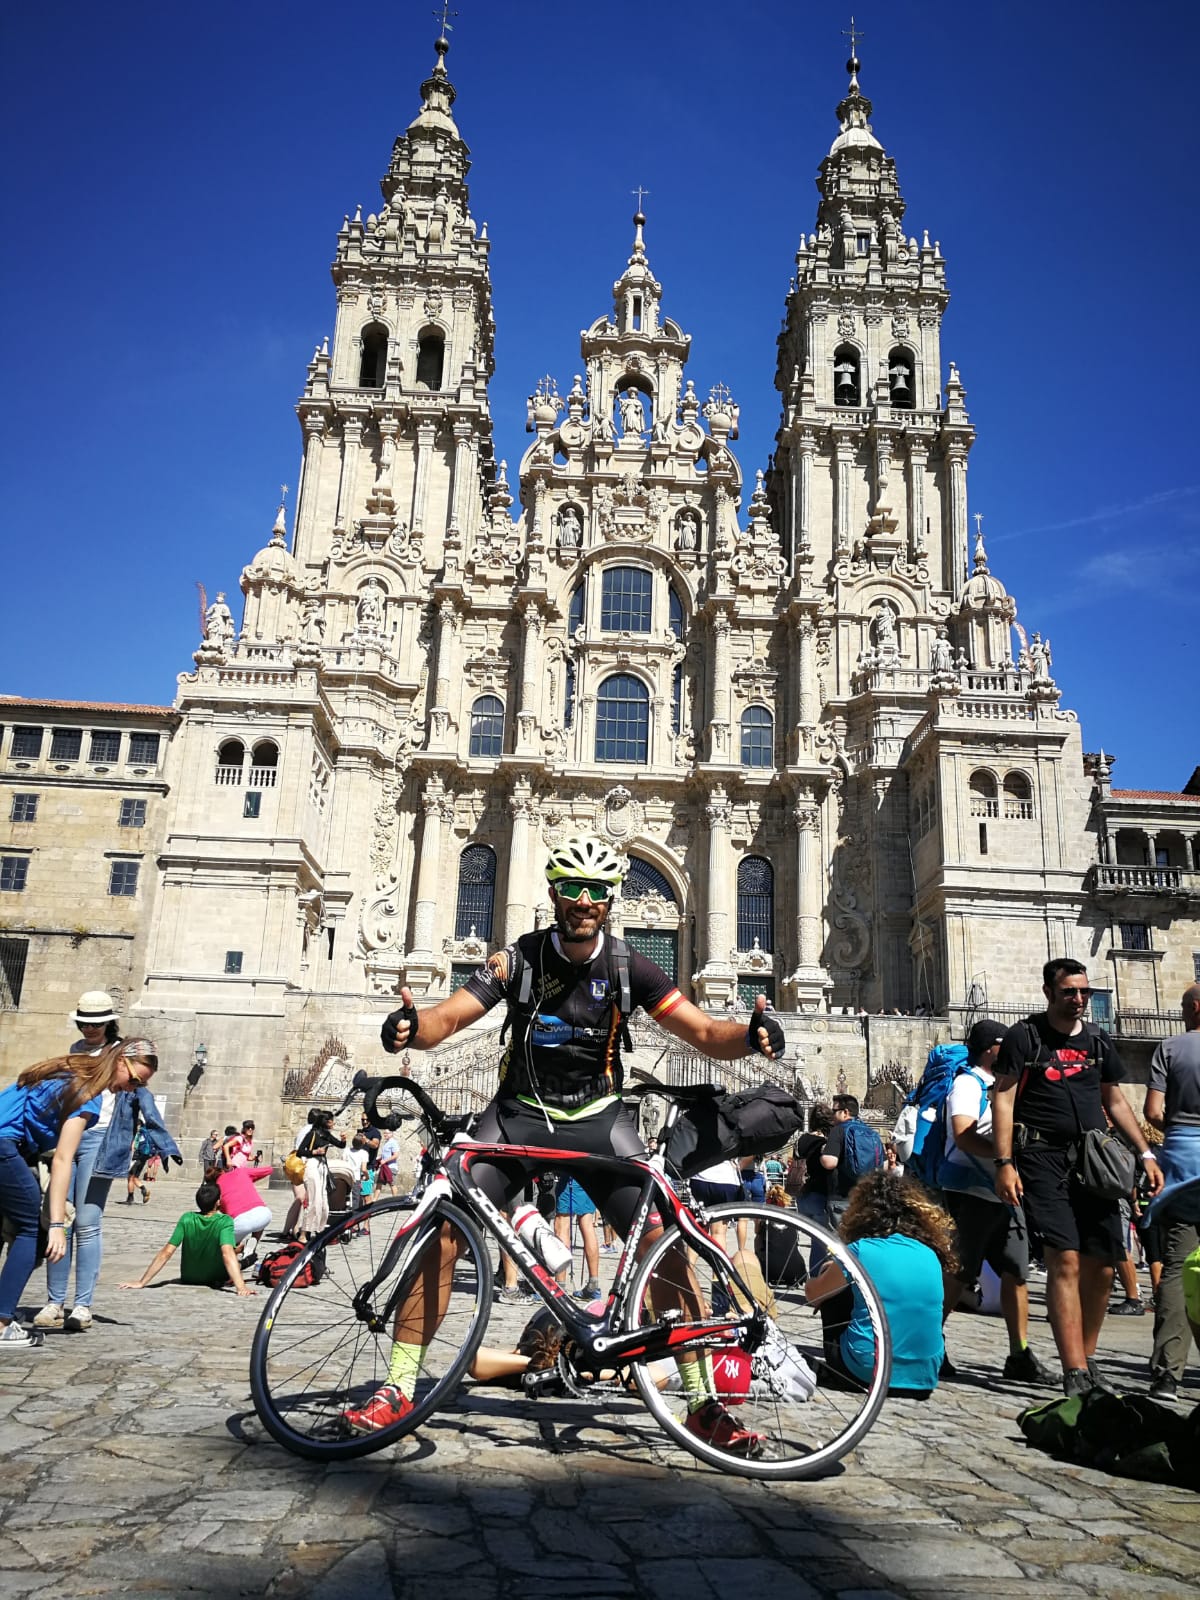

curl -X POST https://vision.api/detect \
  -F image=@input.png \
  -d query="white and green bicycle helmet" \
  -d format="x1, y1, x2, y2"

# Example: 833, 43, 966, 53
545, 834, 623, 891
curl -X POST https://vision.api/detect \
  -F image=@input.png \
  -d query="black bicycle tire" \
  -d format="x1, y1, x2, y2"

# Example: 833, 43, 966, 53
622, 1203, 892, 1480
249, 1196, 494, 1461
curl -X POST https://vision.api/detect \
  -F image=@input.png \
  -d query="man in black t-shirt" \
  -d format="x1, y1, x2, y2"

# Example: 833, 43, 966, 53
358, 835, 786, 1451
992, 958, 1162, 1397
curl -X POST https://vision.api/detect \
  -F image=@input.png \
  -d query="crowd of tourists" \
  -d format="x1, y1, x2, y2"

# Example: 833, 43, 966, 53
2, 954, 1197, 1451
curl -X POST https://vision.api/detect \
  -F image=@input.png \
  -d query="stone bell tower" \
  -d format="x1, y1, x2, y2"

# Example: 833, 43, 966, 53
766, 41, 977, 1011
292, 30, 497, 610
143, 31, 501, 1053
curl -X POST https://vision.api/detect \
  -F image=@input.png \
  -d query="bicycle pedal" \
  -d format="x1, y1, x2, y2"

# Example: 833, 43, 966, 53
521, 1367, 566, 1397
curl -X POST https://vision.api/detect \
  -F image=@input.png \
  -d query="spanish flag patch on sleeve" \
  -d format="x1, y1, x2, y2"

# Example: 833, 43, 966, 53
651, 988, 684, 1020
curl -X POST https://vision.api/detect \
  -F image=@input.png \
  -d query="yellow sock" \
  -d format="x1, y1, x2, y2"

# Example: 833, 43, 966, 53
387, 1341, 426, 1400
677, 1354, 716, 1414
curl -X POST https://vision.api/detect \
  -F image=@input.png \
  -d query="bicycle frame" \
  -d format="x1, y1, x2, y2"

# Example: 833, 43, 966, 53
354, 1129, 766, 1375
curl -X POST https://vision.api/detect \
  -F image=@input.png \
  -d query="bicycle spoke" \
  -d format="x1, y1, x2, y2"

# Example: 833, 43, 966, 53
624, 1203, 889, 1479
250, 1199, 493, 1460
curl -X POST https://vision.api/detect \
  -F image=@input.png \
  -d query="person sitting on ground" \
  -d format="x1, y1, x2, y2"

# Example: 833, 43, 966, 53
212, 1159, 274, 1267
805, 1170, 955, 1397
118, 1182, 255, 1296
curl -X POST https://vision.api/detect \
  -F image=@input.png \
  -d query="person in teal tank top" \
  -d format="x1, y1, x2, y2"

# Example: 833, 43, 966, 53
805, 1169, 958, 1396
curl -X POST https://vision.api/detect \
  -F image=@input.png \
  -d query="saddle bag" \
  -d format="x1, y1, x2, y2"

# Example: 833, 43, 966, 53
666, 1083, 804, 1178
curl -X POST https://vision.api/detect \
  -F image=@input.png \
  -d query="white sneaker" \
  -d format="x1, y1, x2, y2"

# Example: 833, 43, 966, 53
33, 1303, 65, 1328
0, 1322, 45, 1349
65, 1306, 93, 1332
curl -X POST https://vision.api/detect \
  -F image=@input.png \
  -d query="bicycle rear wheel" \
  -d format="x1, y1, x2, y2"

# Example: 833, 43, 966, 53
624, 1203, 890, 1480
250, 1197, 493, 1461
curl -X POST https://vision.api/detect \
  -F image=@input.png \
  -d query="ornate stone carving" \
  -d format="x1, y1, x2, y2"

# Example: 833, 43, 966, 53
602, 784, 644, 841
830, 841, 871, 973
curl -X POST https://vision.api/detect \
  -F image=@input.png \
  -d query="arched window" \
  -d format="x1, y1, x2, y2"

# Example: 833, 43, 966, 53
600, 567, 652, 632
623, 857, 677, 904
740, 706, 773, 769
595, 674, 649, 763
250, 740, 279, 788
737, 857, 774, 951
415, 332, 444, 391
454, 844, 496, 941
468, 695, 504, 758
833, 343, 861, 408
968, 770, 999, 818
887, 346, 915, 409
1003, 772, 1034, 820
568, 582, 585, 637
358, 323, 388, 388
668, 585, 685, 641
215, 738, 245, 787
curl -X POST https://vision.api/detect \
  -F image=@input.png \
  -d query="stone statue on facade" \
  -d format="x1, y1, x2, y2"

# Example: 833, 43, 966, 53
558, 504, 582, 549
872, 603, 898, 656
676, 510, 699, 552
299, 596, 326, 645
930, 627, 953, 674
1029, 632, 1052, 684
357, 579, 385, 634
618, 387, 646, 437
204, 592, 235, 648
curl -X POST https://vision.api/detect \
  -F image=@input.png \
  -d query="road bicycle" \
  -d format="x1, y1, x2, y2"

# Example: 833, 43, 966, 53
250, 1071, 892, 1479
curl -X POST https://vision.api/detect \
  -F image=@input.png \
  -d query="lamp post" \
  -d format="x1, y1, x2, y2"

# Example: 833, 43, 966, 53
185, 1041, 207, 1097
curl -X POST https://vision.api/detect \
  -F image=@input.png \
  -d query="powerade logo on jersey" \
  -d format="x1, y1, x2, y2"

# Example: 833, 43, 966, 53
590, 979, 609, 1002
531, 1013, 607, 1049
531, 1014, 572, 1049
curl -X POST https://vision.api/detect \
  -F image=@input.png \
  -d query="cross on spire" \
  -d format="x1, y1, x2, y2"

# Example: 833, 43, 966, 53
709, 382, 733, 408
632, 186, 650, 213
973, 512, 984, 536
842, 16, 864, 58
432, 2, 457, 39
280, 484, 290, 504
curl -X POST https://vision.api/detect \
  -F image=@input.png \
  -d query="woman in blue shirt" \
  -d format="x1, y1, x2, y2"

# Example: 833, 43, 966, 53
0, 1039, 156, 1349
804, 1169, 958, 1396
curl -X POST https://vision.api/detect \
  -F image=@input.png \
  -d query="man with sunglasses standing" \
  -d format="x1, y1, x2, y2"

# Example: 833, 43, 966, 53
991, 958, 1162, 1396
369, 834, 785, 1450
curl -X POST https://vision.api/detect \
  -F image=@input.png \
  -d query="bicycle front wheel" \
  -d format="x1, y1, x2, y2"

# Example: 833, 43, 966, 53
624, 1202, 891, 1480
250, 1197, 493, 1461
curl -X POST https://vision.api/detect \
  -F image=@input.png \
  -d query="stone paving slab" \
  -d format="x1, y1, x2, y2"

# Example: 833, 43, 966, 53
0, 1193, 1195, 1598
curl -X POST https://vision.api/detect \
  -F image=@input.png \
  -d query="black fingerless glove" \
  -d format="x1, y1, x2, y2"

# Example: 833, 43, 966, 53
747, 1011, 785, 1058
381, 1004, 419, 1053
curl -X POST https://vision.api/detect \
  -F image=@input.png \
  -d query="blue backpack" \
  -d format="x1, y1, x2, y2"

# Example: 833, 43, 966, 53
840, 1118, 885, 1183
894, 1043, 970, 1187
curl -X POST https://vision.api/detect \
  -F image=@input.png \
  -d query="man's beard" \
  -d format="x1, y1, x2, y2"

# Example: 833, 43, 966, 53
555, 902, 603, 944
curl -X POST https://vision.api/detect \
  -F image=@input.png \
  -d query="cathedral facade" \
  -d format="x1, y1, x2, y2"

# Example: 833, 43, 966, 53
3, 37, 1198, 1138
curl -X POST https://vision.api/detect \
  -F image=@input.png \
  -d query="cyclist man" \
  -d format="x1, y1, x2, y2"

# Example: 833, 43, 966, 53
350, 834, 785, 1451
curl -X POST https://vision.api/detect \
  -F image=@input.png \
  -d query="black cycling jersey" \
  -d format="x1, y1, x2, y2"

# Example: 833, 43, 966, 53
464, 930, 682, 1112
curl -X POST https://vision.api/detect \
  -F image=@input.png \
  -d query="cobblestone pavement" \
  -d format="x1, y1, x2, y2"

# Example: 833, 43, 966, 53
0, 1191, 1196, 1599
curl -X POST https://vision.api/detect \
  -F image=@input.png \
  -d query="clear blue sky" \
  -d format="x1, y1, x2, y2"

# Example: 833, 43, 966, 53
2, 2, 1193, 789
